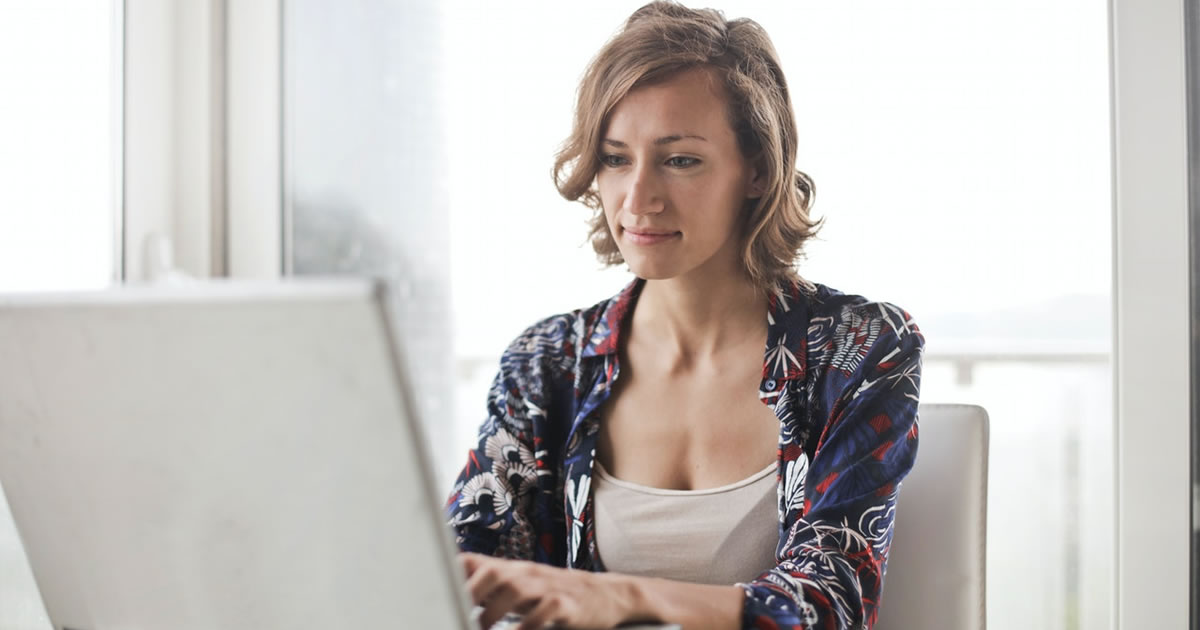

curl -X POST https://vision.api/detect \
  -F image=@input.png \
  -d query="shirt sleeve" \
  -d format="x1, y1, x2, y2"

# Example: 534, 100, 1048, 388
738, 304, 924, 629
444, 320, 569, 565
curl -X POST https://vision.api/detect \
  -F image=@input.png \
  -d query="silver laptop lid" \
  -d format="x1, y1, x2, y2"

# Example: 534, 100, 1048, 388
0, 279, 473, 630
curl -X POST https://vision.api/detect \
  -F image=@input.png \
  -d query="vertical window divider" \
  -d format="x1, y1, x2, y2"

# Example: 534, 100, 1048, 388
1110, 0, 1193, 626
113, 0, 126, 284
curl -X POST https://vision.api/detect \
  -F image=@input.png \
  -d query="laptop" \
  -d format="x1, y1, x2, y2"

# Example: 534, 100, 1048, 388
0, 279, 676, 630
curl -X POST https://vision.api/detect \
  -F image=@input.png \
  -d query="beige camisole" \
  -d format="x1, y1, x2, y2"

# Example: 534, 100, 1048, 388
592, 460, 780, 585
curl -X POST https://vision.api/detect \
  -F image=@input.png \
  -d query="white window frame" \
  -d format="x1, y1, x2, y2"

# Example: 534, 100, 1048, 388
226, 0, 282, 279
123, 0, 280, 283
1110, 0, 1192, 626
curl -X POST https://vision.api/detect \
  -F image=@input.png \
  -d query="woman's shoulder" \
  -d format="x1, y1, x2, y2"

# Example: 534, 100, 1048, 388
804, 282, 920, 330
792, 280, 925, 368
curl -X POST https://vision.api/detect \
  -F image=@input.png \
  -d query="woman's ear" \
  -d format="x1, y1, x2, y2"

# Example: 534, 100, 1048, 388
746, 156, 768, 199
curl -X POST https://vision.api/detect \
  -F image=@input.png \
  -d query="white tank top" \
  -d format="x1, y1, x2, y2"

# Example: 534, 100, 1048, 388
592, 460, 779, 585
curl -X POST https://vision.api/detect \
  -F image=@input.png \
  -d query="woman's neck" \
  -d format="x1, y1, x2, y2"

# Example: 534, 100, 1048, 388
631, 269, 767, 366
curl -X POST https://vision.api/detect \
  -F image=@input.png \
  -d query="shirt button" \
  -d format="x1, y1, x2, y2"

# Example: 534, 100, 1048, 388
765, 379, 777, 390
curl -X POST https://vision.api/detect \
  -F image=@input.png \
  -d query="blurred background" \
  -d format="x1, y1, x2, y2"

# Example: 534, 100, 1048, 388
0, 1, 1146, 628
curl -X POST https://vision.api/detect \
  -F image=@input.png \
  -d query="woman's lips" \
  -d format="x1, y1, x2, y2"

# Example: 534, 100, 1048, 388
623, 228, 680, 246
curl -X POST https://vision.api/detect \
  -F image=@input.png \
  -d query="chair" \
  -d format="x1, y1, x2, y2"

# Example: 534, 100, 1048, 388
874, 403, 989, 630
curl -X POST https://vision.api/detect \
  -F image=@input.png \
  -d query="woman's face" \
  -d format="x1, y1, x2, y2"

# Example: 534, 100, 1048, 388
596, 67, 761, 283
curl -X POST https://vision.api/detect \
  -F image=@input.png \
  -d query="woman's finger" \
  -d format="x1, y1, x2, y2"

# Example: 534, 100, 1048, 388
478, 580, 536, 630
459, 552, 487, 578
516, 595, 566, 628
464, 557, 508, 605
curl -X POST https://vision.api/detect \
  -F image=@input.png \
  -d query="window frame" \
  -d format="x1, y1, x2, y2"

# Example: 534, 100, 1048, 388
123, 0, 281, 283
1110, 0, 1193, 626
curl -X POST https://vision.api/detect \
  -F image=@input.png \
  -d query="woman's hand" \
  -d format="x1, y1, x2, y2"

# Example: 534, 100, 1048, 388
460, 552, 643, 630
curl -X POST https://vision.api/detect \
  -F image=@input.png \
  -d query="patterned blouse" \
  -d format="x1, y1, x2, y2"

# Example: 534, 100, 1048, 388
445, 277, 924, 629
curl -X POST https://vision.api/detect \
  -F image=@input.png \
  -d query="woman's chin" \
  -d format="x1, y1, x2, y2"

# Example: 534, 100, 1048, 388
625, 261, 682, 281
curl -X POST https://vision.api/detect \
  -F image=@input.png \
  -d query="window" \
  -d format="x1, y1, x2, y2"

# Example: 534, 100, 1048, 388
284, 0, 456, 469
0, 0, 121, 293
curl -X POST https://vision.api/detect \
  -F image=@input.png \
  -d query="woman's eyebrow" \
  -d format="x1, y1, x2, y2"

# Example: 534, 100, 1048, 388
602, 134, 709, 148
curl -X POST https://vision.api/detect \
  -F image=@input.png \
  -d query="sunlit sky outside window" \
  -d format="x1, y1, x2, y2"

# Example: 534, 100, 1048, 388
0, 0, 119, 293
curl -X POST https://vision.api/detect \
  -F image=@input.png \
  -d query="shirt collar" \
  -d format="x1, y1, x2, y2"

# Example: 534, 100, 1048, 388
579, 278, 643, 359
579, 277, 811, 383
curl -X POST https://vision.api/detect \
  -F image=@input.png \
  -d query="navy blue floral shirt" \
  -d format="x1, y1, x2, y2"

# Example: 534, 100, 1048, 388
446, 278, 924, 629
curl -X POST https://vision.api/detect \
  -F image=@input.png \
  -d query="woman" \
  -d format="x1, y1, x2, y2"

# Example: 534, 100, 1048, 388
446, 3, 923, 629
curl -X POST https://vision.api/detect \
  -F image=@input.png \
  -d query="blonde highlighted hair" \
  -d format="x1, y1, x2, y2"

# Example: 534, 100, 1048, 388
553, 1, 820, 291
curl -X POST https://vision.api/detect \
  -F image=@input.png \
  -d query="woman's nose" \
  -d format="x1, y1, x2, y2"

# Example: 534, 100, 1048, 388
624, 166, 664, 215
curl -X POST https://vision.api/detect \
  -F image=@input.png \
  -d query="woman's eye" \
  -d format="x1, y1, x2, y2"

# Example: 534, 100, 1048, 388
665, 156, 700, 168
600, 154, 628, 167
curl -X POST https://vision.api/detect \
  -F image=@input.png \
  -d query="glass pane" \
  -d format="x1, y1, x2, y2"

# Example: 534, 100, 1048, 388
0, 1, 121, 628
284, 0, 457, 481
0, 0, 119, 293
286, 2, 1113, 629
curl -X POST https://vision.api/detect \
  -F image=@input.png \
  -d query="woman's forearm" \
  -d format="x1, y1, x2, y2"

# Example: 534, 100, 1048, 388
611, 573, 745, 630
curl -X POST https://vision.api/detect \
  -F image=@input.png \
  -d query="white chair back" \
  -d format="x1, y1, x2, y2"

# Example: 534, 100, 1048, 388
875, 403, 989, 630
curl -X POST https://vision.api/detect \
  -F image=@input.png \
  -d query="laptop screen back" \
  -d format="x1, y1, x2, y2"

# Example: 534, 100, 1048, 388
0, 280, 472, 630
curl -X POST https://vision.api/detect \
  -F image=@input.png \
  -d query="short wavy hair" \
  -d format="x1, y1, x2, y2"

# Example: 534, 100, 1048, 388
553, 1, 820, 291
